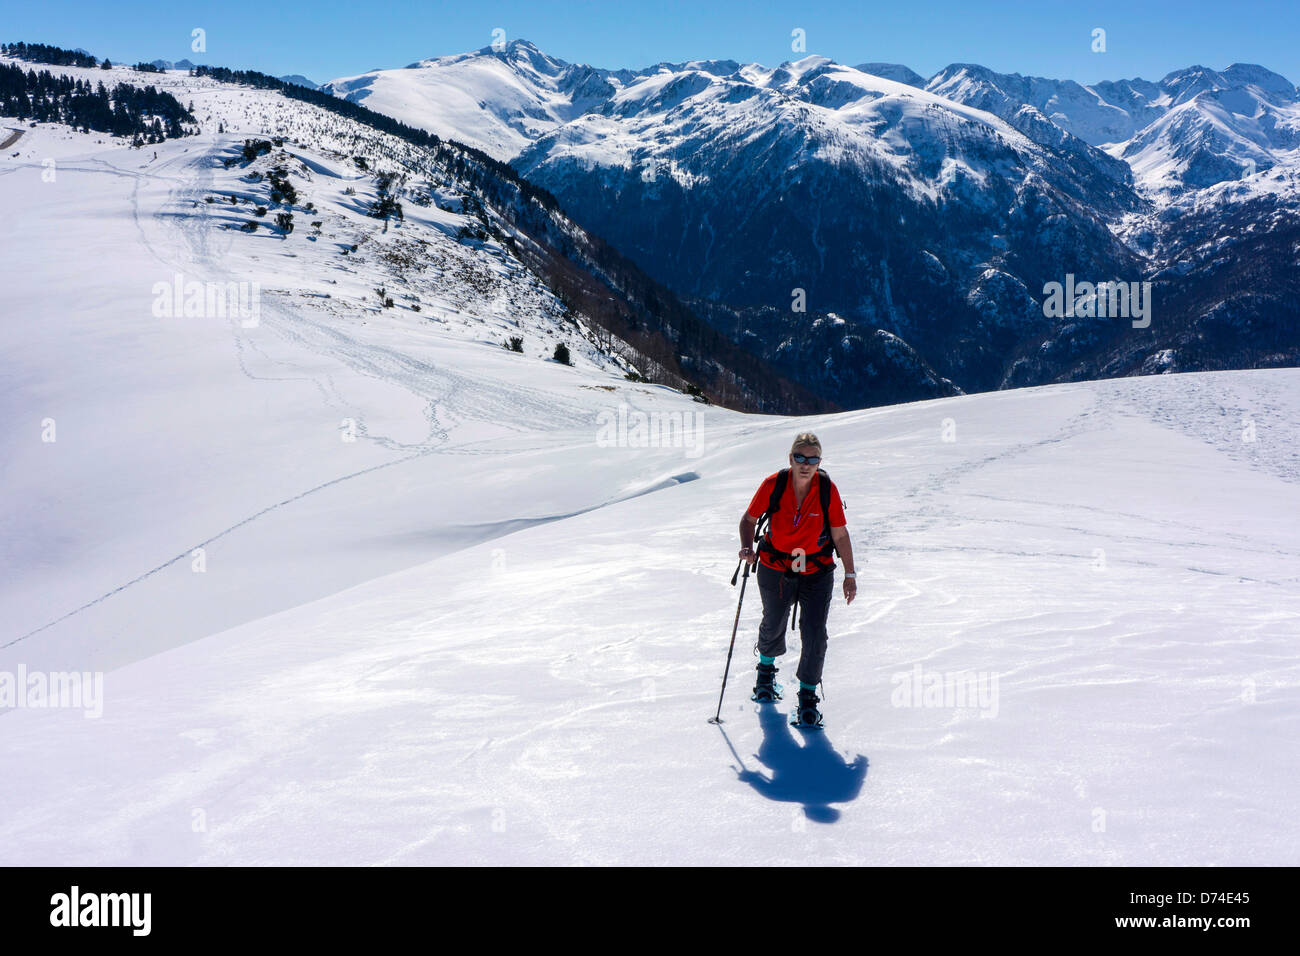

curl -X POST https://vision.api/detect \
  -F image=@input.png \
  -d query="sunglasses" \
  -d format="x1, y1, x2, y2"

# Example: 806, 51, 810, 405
791, 453, 821, 465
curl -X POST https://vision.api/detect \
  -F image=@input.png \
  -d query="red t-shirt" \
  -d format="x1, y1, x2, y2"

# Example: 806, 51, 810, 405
746, 471, 846, 574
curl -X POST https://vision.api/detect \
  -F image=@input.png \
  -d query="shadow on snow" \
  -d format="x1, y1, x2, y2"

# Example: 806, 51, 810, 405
718, 703, 868, 823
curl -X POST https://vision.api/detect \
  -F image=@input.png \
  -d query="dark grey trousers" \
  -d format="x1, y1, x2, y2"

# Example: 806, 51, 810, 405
755, 562, 835, 686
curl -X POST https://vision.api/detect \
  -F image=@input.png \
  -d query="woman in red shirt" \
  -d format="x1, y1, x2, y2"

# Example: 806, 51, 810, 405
738, 433, 856, 727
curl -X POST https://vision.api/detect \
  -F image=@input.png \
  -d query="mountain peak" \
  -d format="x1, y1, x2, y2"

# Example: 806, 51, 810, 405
490, 37, 542, 55
783, 53, 833, 71
1159, 64, 1218, 85
402, 38, 570, 72
764, 54, 834, 87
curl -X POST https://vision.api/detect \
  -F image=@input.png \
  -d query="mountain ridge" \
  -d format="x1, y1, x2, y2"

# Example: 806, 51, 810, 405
314, 38, 1299, 409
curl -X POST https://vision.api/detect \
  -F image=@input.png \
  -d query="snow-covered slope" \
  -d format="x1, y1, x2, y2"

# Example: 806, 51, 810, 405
2, 368, 1297, 865
0, 61, 705, 677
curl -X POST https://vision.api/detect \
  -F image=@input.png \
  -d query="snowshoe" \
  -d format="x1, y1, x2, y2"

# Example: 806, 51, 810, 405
751, 662, 783, 702
790, 687, 823, 729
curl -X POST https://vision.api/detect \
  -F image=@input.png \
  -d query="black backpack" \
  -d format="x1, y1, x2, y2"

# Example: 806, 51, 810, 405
756, 468, 838, 574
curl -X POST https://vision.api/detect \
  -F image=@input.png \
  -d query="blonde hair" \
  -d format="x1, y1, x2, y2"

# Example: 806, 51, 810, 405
791, 432, 822, 454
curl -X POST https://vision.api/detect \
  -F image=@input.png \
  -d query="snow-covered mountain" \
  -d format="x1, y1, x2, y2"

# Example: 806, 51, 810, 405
326, 41, 1133, 202
322, 41, 1300, 409
927, 62, 1300, 197
322, 41, 624, 160
505, 51, 1147, 402
324, 43, 1300, 202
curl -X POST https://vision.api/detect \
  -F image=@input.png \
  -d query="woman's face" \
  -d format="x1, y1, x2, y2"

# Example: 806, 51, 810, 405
789, 445, 821, 480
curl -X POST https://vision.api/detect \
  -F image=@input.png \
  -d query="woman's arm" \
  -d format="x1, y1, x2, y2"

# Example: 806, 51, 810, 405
738, 513, 758, 565
831, 525, 856, 605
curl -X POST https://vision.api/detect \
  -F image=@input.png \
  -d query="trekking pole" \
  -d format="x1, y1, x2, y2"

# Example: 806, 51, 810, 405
709, 557, 752, 724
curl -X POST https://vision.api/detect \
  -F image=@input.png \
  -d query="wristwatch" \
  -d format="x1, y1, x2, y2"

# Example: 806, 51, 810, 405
844, 572, 856, 579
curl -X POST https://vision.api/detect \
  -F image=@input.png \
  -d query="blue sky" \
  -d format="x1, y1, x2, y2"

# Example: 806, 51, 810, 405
9, 0, 1297, 87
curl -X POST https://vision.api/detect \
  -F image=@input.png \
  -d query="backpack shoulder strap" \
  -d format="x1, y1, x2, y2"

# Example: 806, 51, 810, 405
755, 469, 789, 547
816, 469, 837, 557
765, 468, 790, 521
